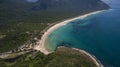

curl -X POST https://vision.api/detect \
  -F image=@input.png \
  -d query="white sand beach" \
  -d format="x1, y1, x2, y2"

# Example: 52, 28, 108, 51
34, 10, 105, 55
72, 48, 103, 67
33, 10, 105, 67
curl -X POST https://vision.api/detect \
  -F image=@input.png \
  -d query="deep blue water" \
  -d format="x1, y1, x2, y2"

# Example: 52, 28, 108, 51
45, 0, 120, 67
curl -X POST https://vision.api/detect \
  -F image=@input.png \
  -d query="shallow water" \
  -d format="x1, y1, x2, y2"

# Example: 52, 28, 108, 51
45, 0, 120, 67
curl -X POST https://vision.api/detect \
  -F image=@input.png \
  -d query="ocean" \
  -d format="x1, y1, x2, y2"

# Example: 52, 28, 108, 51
45, 0, 120, 67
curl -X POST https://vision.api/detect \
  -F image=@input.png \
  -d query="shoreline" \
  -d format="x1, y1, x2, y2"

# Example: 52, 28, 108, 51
58, 46, 103, 67
34, 10, 106, 67
34, 10, 105, 54
72, 48, 103, 67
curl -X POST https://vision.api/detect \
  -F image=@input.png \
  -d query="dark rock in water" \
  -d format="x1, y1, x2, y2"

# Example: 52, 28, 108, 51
57, 41, 74, 48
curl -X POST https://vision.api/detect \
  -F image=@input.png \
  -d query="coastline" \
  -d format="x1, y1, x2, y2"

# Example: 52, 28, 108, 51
34, 10, 105, 54
34, 10, 106, 67
0, 9, 113, 66
72, 48, 103, 67
58, 46, 103, 67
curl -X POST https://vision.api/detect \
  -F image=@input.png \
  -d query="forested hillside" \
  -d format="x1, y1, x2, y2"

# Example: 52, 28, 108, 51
0, 0, 110, 52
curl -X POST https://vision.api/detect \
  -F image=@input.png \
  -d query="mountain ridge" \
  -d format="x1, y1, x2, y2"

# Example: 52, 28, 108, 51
0, 0, 110, 53
0, 0, 110, 11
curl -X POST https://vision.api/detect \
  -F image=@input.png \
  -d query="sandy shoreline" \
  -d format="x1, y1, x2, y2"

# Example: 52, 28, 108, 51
58, 46, 103, 67
34, 10, 106, 66
34, 10, 105, 66
72, 48, 103, 67
34, 10, 105, 54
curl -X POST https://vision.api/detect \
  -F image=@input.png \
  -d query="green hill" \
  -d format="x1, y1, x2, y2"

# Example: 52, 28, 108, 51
0, 0, 110, 67
0, 0, 110, 52
0, 47, 98, 67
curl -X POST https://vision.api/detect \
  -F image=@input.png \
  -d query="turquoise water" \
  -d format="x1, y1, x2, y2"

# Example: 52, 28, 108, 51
45, 0, 120, 67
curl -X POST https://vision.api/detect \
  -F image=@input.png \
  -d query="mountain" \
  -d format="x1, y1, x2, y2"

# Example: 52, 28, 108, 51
0, 0, 110, 53
31, 0, 110, 10
0, 0, 110, 11
0, 0, 110, 21
0, 0, 110, 66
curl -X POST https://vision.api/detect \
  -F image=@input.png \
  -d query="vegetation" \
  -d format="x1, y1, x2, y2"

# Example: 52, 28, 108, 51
0, 47, 97, 67
0, 7, 93, 53
0, 0, 110, 52
0, 2, 80, 52
0, 0, 109, 67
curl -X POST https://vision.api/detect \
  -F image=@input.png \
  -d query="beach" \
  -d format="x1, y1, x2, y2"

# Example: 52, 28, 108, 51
72, 48, 103, 67
57, 46, 103, 67
33, 10, 106, 67
34, 10, 105, 55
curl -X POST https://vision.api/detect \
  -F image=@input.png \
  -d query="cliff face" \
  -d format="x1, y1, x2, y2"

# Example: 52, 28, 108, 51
0, 0, 110, 11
